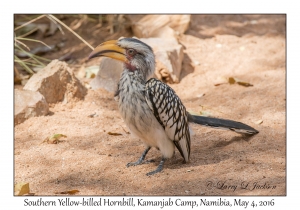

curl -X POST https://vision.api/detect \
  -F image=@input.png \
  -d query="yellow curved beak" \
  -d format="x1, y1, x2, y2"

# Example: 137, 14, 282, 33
88, 40, 127, 62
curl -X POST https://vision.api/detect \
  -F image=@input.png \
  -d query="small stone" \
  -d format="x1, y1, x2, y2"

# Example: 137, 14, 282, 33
88, 113, 98, 118
197, 93, 205, 98
193, 61, 200, 66
216, 44, 222, 48
14, 89, 49, 125
254, 119, 263, 125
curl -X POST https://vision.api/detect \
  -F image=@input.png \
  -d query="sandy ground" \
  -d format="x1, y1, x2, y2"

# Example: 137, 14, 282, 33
14, 15, 286, 196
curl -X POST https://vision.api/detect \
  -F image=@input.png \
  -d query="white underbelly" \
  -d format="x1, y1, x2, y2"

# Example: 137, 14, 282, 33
119, 99, 175, 158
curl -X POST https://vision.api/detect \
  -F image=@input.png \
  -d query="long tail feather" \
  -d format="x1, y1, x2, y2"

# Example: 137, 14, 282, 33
174, 138, 190, 162
188, 114, 259, 135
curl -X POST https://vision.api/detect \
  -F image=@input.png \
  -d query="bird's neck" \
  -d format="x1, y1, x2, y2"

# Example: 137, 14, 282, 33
122, 68, 147, 83
118, 69, 146, 94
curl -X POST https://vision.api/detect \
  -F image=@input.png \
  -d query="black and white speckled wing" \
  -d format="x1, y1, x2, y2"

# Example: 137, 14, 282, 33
145, 78, 190, 162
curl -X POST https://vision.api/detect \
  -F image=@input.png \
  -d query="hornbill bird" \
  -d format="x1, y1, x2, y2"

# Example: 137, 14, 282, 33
89, 38, 258, 176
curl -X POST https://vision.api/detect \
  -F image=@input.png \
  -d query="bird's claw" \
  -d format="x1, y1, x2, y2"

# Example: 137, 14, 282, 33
126, 159, 155, 168
146, 167, 163, 176
143, 159, 155, 164
126, 162, 140, 167
146, 157, 166, 176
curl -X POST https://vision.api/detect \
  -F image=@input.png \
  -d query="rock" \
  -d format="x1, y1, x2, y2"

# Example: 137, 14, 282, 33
90, 57, 123, 93
130, 15, 191, 38
14, 89, 49, 125
141, 37, 184, 83
24, 60, 87, 103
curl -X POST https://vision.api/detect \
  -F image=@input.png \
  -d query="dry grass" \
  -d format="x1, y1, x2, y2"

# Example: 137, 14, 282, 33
14, 14, 94, 77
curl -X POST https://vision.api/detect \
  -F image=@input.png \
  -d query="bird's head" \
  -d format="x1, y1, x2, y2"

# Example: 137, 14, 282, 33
89, 38, 155, 80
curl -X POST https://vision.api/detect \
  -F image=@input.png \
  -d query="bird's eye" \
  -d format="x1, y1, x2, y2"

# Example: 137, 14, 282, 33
127, 48, 136, 56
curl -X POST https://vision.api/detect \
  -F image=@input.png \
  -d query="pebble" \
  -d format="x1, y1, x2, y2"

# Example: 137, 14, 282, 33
216, 44, 222, 48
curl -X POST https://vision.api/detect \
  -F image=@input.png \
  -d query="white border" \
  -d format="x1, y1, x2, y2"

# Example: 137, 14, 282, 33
3, 0, 296, 209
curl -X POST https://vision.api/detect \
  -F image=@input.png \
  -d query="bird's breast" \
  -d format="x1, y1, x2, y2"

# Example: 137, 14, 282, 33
117, 73, 154, 136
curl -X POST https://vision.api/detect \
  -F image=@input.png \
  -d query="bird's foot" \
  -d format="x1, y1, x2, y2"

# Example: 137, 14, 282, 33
126, 160, 142, 167
143, 159, 155, 164
146, 157, 166, 176
126, 159, 155, 167
146, 167, 163, 176
126, 147, 152, 168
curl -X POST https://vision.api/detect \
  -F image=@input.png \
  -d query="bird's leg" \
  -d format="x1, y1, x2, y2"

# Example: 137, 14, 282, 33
146, 157, 166, 176
127, 147, 151, 167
